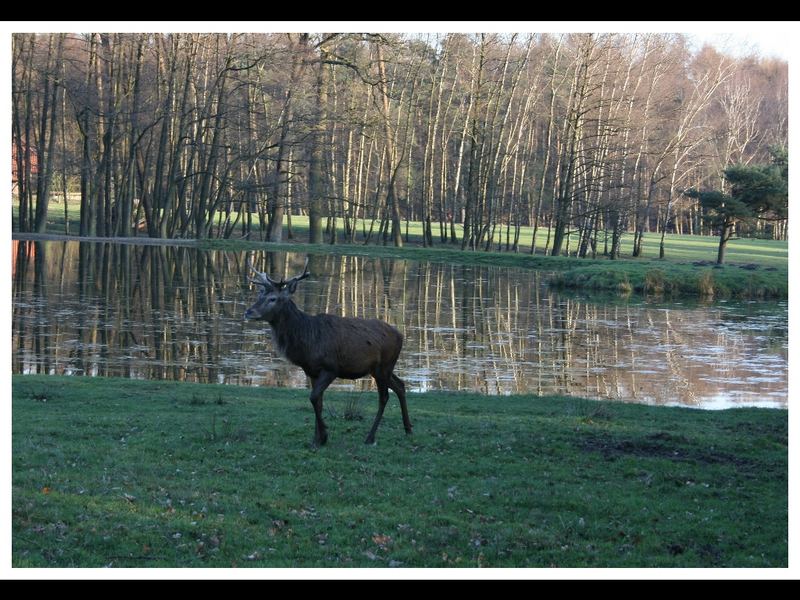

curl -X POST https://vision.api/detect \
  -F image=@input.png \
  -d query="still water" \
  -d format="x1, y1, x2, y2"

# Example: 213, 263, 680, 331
11, 240, 788, 409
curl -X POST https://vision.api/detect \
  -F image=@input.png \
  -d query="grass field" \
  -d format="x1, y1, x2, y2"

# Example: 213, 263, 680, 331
12, 375, 788, 569
15, 199, 787, 299
17, 200, 787, 266
200, 235, 788, 299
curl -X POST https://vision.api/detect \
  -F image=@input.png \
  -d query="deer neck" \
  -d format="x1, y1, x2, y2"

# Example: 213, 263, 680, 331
268, 301, 312, 362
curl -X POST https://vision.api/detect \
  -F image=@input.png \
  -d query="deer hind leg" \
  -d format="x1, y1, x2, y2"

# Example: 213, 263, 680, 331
365, 377, 391, 445
389, 373, 412, 435
309, 371, 336, 447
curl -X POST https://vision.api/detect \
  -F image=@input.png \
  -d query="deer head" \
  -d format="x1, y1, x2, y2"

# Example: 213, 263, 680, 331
244, 257, 310, 322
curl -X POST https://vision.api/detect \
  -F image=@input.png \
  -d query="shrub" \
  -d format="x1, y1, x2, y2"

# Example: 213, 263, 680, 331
644, 268, 666, 295
696, 271, 715, 297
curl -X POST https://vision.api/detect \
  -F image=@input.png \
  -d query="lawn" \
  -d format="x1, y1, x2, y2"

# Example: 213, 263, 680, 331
12, 375, 788, 568
14, 199, 788, 299
201, 235, 788, 299
14, 198, 787, 267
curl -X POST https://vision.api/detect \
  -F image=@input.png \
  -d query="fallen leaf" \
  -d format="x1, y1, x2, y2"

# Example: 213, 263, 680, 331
372, 534, 392, 548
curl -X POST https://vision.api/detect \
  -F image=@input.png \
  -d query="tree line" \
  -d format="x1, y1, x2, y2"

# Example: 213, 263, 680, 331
12, 32, 788, 256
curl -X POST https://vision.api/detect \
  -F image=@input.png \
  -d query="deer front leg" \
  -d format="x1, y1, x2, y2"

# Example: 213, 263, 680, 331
365, 379, 390, 445
309, 371, 336, 447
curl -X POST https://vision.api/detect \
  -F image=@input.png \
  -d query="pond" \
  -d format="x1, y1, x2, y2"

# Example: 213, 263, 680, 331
11, 240, 788, 409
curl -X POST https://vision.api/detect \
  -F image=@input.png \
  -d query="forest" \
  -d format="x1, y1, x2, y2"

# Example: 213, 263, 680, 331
11, 32, 789, 257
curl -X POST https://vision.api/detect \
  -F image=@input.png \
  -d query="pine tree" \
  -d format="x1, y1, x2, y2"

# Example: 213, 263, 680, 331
686, 147, 787, 264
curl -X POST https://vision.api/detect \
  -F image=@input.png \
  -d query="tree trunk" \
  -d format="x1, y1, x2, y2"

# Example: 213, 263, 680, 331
307, 45, 328, 244
269, 34, 307, 243
34, 34, 64, 233
374, 41, 403, 247
717, 221, 734, 265
531, 41, 562, 254
552, 36, 593, 257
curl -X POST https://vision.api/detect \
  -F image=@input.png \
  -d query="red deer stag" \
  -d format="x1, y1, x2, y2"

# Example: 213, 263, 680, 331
244, 257, 412, 446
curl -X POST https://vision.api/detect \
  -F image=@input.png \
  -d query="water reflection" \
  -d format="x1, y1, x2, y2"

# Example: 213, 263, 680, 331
11, 240, 788, 408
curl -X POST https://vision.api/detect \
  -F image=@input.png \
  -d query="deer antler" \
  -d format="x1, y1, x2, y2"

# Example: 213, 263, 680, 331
283, 257, 311, 291
247, 255, 278, 288
247, 255, 309, 291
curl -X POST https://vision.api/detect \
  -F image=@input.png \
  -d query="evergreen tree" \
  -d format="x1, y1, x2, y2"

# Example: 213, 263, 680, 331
686, 147, 787, 264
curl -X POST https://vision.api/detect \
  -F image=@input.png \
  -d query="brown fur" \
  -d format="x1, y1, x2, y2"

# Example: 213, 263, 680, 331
244, 267, 412, 446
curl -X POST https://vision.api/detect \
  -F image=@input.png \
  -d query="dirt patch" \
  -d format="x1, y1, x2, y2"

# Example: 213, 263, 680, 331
721, 421, 787, 445
578, 431, 754, 467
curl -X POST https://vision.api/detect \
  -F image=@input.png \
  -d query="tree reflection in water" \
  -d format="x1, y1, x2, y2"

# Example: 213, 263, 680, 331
11, 240, 788, 408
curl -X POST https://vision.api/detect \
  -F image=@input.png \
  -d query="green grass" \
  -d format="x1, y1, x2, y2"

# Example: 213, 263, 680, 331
13, 375, 787, 568
549, 259, 787, 299
15, 198, 787, 265
14, 200, 787, 298
201, 236, 787, 300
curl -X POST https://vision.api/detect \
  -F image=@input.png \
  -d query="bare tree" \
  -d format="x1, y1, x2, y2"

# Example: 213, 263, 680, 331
12, 32, 786, 250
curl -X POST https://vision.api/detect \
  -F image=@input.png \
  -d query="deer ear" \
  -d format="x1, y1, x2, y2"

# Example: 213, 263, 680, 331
286, 279, 300, 294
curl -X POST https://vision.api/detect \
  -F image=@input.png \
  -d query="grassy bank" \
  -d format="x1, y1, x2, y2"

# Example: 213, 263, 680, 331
14, 202, 788, 267
549, 260, 787, 299
15, 201, 788, 299
15, 230, 787, 299
12, 375, 787, 568
202, 237, 788, 300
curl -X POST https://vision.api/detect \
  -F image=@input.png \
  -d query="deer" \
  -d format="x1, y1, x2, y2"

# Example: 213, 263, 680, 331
243, 256, 412, 447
